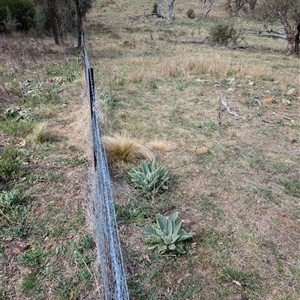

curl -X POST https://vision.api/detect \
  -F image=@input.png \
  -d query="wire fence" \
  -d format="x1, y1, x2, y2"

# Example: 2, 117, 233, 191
82, 33, 130, 300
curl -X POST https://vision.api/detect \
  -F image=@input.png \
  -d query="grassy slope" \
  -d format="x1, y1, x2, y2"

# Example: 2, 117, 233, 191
0, 37, 102, 299
86, 0, 300, 299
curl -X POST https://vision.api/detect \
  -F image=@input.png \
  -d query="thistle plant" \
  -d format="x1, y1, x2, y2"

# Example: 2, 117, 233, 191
127, 160, 169, 198
142, 212, 194, 255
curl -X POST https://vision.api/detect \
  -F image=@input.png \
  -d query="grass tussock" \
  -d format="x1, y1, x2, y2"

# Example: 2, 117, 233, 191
31, 122, 55, 143
147, 141, 177, 154
102, 135, 154, 163
183, 54, 232, 78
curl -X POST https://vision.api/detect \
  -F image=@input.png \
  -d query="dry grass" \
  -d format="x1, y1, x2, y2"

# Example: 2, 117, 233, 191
147, 140, 177, 154
102, 134, 154, 162
31, 122, 55, 143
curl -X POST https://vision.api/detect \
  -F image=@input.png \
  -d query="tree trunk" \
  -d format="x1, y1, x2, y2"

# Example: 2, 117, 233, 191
46, 0, 60, 45
73, 0, 83, 48
166, 0, 176, 24
226, 0, 245, 16
157, 0, 162, 17
200, 0, 215, 18
244, 0, 257, 12
286, 29, 300, 56
278, 11, 300, 56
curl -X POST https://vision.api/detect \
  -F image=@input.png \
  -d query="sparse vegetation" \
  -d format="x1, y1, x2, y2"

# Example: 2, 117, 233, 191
0, 33, 98, 299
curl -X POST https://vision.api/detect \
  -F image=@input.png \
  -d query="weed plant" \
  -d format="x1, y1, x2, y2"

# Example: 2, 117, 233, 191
127, 160, 169, 199
0, 107, 36, 136
23, 79, 62, 106
142, 212, 195, 255
0, 148, 26, 182
0, 190, 30, 239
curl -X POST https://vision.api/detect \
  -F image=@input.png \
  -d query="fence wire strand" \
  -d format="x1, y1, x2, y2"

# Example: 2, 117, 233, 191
82, 34, 130, 300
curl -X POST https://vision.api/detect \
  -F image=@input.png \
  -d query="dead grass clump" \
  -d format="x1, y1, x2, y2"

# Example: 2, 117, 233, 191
127, 70, 144, 83
147, 141, 177, 154
110, 32, 121, 39
158, 59, 179, 78
102, 135, 154, 163
120, 40, 135, 48
31, 122, 55, 143
182, 54, 232, 78
238, 63, 271, 80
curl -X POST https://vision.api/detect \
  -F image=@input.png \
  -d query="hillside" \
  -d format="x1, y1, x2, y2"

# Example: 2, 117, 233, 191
1, 0, 299, 299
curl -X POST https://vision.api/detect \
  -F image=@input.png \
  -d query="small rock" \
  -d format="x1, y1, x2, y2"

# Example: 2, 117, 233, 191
249, 81, 255, 86
263, 98, 273, 104
196, 147, 209, 154
227, 140, 237, 146
286, 88, 297, 96
226, 77, 235, 84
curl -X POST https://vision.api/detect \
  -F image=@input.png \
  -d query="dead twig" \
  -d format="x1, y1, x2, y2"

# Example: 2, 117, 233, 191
218, 93, 244, 119
272, 112, 293, 121
0, 207, 22, 225
253, 98, 261, 106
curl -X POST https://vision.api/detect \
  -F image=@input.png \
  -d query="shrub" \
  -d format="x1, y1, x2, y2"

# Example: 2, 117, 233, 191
0, 189, 28, 210
152, 2, 157, 14
4, 106, 33, 121
127, 160, 169, 198
186, 8, 195, 19
0, 0, 35, 32
209, 22, 243, 46
142, 212, 195, 255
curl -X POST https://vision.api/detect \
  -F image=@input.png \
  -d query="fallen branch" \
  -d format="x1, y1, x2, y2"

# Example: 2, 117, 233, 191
258, 30, 286, 40
218, 93, 244, 119
167, 37, 209, 44
0, 208, 22, 225
130, 12, 164, 20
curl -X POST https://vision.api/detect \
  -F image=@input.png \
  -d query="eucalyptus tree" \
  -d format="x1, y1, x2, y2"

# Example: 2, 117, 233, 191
157, 0, 162, 17
165, 0, 176, 24
256, 0, 300, 56
200, 0, 216, 18
35, 0, 93, 47
225, 0, 245, 16
244, 0, 257, 13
